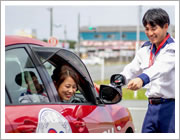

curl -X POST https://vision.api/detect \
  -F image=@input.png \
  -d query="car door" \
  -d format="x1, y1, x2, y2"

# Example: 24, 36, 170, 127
34, 47, 115, 133
61, 104, 115, 133
5, 46, 72, 133
5, 89, 14, 133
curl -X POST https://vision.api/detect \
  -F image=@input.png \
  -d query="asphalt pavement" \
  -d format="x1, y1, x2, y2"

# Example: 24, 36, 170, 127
119, 100, 148, 133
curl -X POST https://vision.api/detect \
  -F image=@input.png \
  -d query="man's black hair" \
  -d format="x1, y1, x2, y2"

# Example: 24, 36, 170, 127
142, 8, 170, 28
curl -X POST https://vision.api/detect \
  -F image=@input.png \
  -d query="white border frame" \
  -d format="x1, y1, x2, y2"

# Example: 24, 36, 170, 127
1, 1, 179, 139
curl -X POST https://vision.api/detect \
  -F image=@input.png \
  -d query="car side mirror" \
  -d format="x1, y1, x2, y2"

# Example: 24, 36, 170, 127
99, 85, 122, 104
110, 74, 126, 87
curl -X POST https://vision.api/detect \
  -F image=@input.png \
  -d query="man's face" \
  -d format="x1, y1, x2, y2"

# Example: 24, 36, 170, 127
144, 23, 168, 47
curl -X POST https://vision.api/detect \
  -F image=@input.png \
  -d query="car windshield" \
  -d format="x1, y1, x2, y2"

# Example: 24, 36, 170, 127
31, 46, 93, 85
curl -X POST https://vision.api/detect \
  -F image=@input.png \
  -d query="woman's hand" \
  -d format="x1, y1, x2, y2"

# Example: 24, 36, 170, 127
94, 83, 100, 93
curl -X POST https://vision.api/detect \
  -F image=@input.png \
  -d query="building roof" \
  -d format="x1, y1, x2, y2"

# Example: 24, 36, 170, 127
80, 25, 175, 33
80, 25, 145, 32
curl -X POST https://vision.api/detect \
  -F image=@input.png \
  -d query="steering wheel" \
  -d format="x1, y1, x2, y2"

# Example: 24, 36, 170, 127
70, 96, 84, 103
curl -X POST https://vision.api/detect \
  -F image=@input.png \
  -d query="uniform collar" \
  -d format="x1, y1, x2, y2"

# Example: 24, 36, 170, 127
151, 33, 174, 55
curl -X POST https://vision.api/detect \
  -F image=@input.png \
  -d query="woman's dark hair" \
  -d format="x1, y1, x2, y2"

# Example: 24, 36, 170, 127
51, 65, 79, 89
142, 8, 170, 28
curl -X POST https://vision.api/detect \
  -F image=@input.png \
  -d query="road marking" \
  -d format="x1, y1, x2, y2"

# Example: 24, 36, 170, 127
128, 107, 147, 111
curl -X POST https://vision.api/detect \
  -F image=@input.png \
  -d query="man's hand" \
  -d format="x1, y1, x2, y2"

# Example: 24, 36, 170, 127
127, 78, 143, 91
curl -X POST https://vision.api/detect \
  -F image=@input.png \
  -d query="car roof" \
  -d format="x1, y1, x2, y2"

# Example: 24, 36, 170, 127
5, 35, 51, 47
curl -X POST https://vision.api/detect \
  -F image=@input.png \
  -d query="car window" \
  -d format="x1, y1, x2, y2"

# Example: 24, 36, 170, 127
31, 46, 93, 85
5, 89, 10, 104
43, 61, 90, 103
56, 49, 93, 84
32, 46, 97, 104
5, 48, 50, 104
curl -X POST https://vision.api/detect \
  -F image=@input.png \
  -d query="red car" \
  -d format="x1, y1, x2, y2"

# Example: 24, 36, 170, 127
5, 35, 134, 133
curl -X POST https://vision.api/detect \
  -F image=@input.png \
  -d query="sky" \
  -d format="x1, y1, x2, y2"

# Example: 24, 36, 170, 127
5, 1, 176, 41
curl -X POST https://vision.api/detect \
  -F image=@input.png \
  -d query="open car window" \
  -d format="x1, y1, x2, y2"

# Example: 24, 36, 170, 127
31, 46, 93, 85
31, 46, 97, 104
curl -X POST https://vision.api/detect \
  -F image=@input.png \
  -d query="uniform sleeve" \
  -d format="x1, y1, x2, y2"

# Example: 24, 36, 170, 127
138, 45, 175, 86
121, 49, 143, 84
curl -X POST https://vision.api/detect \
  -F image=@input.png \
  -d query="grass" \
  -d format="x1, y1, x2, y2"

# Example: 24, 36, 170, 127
94, 79, 148, 100
122, 88, 147, 100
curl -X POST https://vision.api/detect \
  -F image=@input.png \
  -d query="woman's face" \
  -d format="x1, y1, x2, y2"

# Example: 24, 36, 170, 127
58, 76, 77, 101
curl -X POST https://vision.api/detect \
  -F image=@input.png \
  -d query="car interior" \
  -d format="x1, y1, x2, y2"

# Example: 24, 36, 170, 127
5, 60, 22, 104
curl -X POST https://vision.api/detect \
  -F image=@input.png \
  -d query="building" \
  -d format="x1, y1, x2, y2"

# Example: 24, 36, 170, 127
79, 25, 175, 62
80, 26, 148, 41
79, 26, 146, 61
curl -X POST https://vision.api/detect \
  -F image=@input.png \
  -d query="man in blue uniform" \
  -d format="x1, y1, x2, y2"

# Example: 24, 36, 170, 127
120, 8, 175, 133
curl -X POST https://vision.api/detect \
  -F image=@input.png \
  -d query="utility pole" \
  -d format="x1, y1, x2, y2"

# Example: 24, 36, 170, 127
64, 25, 67, 43
77, 12, 80, 57
48, 7, 53, 37
136, 5, 142, 54
134, 5, 142, 98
